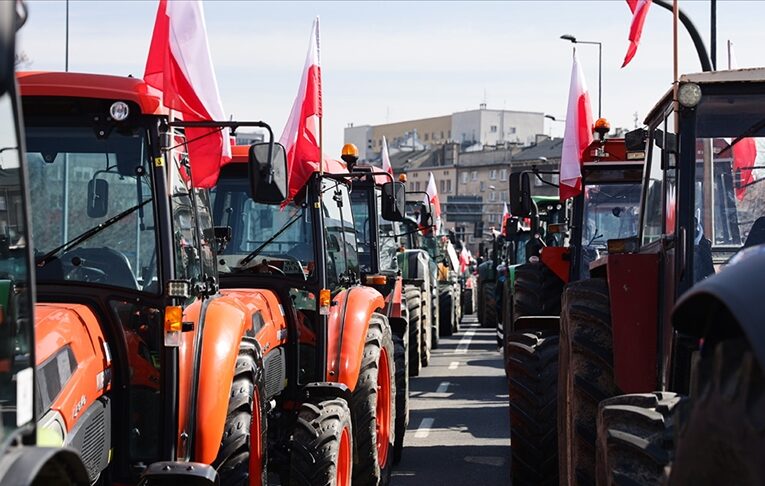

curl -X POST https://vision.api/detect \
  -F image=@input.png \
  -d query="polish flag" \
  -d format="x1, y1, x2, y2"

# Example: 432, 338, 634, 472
424, 172, 442, 233
560, 50, 594, 200
500, 202, 510, 234
381, 136, 393, 176
622, 0, 652, 68
459, 245, 471, 274
144, 0, 231, 188
280, 17, 322, 201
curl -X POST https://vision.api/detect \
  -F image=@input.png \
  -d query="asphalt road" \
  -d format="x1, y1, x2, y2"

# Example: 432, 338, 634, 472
392, 314, 511, 485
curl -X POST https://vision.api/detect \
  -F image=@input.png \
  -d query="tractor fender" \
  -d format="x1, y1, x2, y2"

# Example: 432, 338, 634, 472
34, 304, 110, 434
540, 246, 570, 284
386, 276, 404, 320
191, 289, 285, 465
326, 286, 384, 391
0, 446, 89, 485
673, 244, 765, 371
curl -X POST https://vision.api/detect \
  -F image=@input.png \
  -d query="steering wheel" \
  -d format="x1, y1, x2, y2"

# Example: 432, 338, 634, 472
68, 264, 108, 284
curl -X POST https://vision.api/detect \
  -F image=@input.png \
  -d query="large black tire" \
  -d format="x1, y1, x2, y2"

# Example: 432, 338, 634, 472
289, 398, 353, 486
462, 281, 474, 315
507, 331, 560, 486
430, 290, 440, 350
213, 337, 268, 486
476, 281, 485, 324
513, 262, 564, 322
421, 289, 432, 367
351, 313, 396, 486
558, 278, 620, 486
481, 281, 497, 329
668, 338, 765, 485
439, 285, 454, 337
501, 277, 515, 368
405, 286, 422, 377
453, 282, 462, 334
596, 392, 680, 485
392, 331, 408, 465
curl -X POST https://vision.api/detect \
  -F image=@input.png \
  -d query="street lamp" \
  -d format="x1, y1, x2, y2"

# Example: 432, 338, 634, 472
544, 114, 565, 122
560, 34, 602, 119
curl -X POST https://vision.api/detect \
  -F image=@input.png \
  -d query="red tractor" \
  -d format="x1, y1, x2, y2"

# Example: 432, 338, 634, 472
17, 70, 316, 485
210, 144, 402, 484
0, 3, 89, 484
558, 70, 765, 484
504, 133, 644, 485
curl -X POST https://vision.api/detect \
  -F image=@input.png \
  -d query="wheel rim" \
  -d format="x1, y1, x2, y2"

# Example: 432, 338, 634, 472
376, 347, 392, 467
338, 426, 352, 486
248, 387, 263, 486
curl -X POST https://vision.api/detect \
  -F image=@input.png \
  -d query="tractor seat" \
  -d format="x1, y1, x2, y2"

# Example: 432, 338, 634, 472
744, 216, 765, 248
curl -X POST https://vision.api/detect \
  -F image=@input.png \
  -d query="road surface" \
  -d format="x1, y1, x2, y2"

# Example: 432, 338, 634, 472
392, 314, 511, 485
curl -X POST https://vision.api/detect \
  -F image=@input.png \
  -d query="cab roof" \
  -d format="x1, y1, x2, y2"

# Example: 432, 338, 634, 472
645, 68, 765, 125
17, 71, 167, 116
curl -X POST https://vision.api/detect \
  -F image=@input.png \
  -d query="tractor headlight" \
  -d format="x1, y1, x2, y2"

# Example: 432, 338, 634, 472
678, 83, 702, 108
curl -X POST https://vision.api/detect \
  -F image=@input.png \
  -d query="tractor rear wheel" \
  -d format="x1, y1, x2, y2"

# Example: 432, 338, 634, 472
351, 313, 396, 486
513, 262, 564, 321
596, 392, 680, 485
481, 281, 497, 329
392, 330, 408, 465
289, 398, 353, 486
421, 289, 432, 367
558, 278, 620, 486
668, 338, 765, 485
431, 290, 440, 350
507, 331, 559, 486
439, 285, 454, 337
405, 286, 422, 377
213, 337, 268, 486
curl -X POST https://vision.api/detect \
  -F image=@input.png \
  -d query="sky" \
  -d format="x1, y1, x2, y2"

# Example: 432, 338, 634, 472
16, 0, 765, 156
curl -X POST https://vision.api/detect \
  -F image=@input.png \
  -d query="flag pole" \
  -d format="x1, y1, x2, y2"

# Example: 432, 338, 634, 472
673, 0, 679, 133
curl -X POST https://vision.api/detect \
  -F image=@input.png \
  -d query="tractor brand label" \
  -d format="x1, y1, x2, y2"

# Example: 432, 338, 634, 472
72, 395, 87, 420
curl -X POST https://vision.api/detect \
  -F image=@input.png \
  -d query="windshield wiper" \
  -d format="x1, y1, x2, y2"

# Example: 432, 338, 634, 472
238, 211, 303, 268
37, 199, 152, 267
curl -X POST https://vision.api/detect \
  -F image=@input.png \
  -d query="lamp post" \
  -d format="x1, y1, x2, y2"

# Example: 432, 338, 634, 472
561, 34, 602, 119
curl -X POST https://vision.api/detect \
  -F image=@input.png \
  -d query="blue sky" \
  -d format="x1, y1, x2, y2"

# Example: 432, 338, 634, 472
17, 1, 765, 155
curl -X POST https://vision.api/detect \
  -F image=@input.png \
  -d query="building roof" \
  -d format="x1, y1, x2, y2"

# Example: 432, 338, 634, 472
512, 138, 564, 161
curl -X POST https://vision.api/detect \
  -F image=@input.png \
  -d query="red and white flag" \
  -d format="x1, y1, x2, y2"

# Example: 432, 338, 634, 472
381, 136, 393, 176
560, 50, 594, 200
622, 0, 652, 68
500, 202, 510, 234
280, 17, 322, 201
144, 0, 231, 188
459, 245, 471, 274
424, 172, 442, 233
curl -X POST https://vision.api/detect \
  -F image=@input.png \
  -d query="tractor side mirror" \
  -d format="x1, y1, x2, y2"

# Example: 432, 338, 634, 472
504, 218, 519, 237
87, 178, 109, 218
509, 172, 532, 217
381, 181, 406, 221
249, 142, 288, 204
212, 225, 231, 253
419, 204, 432, 228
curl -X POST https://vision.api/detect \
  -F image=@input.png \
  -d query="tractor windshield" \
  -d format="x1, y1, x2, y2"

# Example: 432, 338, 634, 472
581, 183, 642, 248
211, 165, 316, 281
0, 90, 34, 445
25, 122, 159, 293
692, 92, 765, 275
350, 189, 374, 274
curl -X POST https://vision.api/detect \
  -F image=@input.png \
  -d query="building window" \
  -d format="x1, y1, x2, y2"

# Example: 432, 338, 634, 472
448, 130, 452, 139
446, 180, 452, 193
509, 127, 516, 134
471, 171, 477, 181
461, 172, 468, 184
489, 169, 497, 180
424, 133, 429, 141
440, 180, 446, 193
490, 125, 498, 133
489, 191, 496, 202
432, 132, 436, 141
443, 170, 449, 176
501, 191, 508, 202
500, 168, 508, 181
480, 181, 485, 192
441, 131, 444, 139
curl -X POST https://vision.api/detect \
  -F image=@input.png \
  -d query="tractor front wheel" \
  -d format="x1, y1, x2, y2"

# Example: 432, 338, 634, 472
392, 328, 408, 465
405, 286, 422, 377
439, 285, 454, 337
558, 278, 620, 486
213, 337, 268, 486
668, 338, 765, 485
289, 398, 353, 486
351, 313, 396, 486
481, 281, 497, 329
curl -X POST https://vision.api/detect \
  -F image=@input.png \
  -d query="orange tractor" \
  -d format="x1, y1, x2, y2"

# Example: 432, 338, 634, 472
210, 144, 402, 484
0, 3, 89, 484
17, 70, 328, 485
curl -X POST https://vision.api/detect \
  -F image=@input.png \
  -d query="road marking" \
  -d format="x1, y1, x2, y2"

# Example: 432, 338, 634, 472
455, 330, 476, 354
448, 361, 459, 370
414, 417, 435, 438
436, 381, 450, 393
